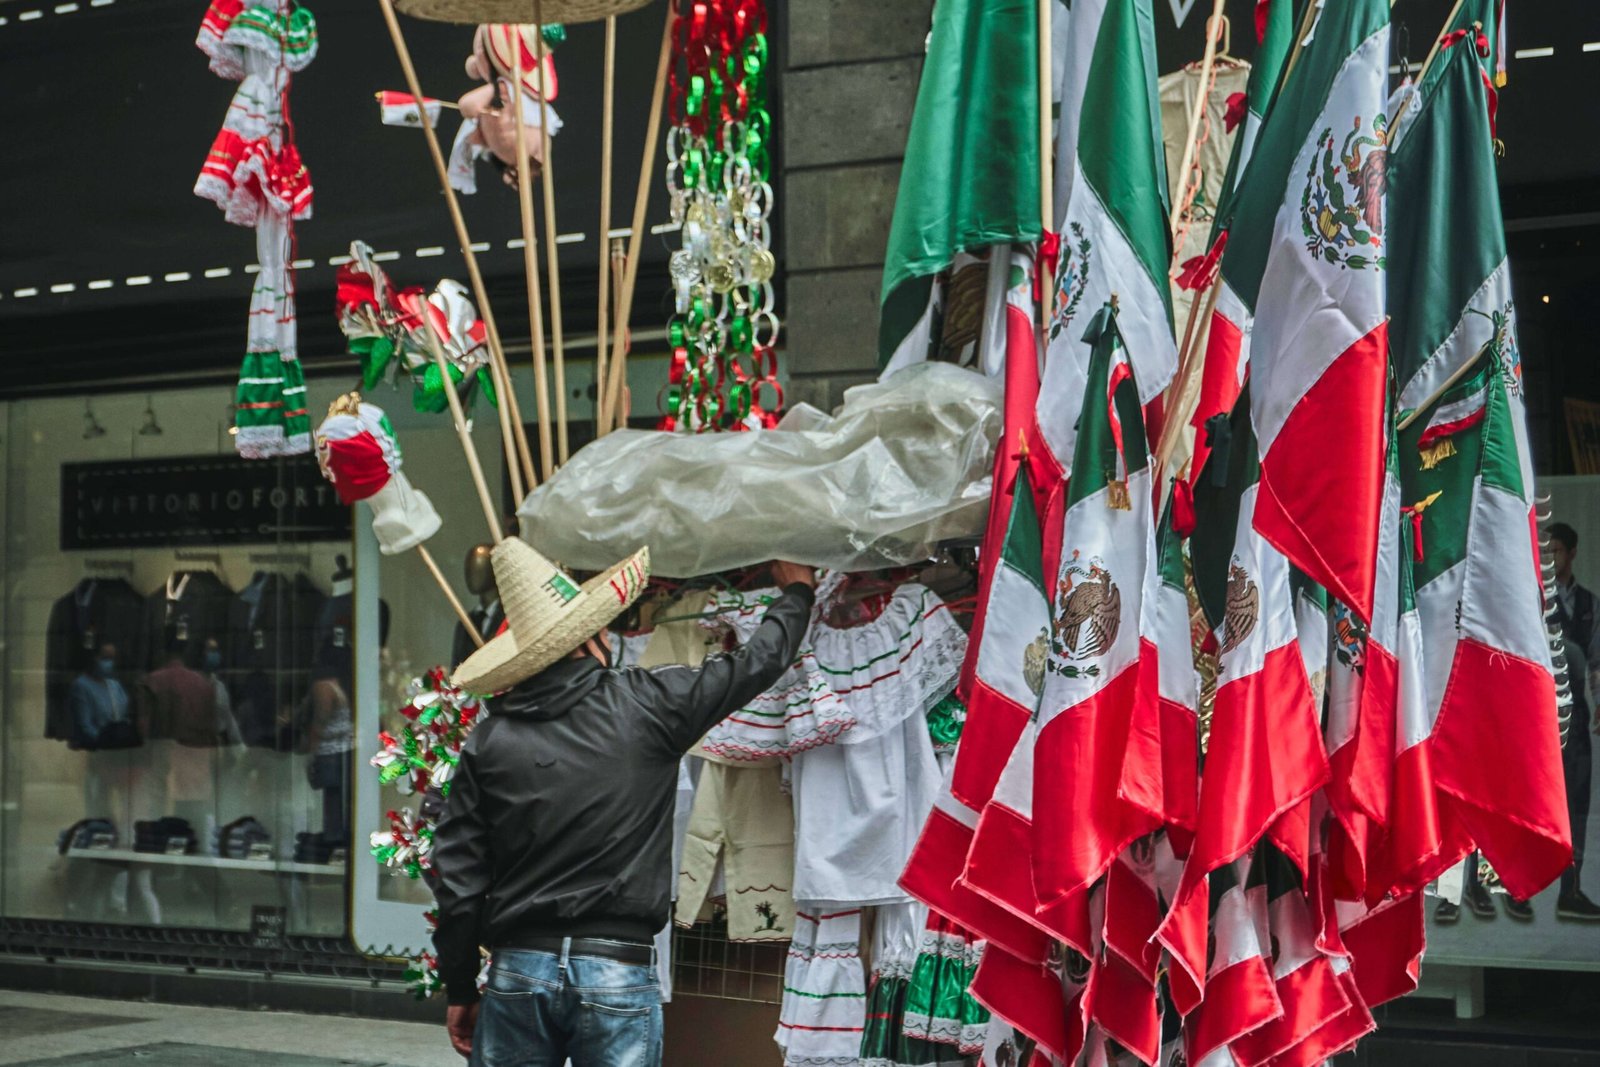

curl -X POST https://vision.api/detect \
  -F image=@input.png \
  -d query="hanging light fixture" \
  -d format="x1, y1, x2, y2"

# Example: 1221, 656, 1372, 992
82, 399, 106, 440
139, 394, 164, 436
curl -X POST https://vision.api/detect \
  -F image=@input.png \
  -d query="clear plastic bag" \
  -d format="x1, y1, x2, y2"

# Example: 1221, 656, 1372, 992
517, 363, 1002, 577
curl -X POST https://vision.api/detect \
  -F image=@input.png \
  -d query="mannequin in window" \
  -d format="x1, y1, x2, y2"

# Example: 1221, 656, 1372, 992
452, 543, 502, 668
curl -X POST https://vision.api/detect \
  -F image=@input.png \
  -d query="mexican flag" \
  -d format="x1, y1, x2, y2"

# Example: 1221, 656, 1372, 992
1036, 0, 1176, 472
1321, 431, 1402, 901
1387, 0, 1513, 413
1120, 499, 1200, 838
1181, 854, 1277, 1065
1220, 0, 1393, 624
1033, 303, 1158, 908
1396, 353, 1569, 900
1229, 846, 1370, 1067
1384, 2, 1570, 901
1185, 0, 1295, 479
877, 0, 1041, 374
901, 469, 1055, 967
1094, 835, 1185, 1065
377, 90, 443, 127
1210, 0, 1296, 227
901, 254, 1056, 968
1163, 385, 1329, 990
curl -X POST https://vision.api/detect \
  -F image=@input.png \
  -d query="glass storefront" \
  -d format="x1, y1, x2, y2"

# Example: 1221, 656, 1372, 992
0, 354, 659, 958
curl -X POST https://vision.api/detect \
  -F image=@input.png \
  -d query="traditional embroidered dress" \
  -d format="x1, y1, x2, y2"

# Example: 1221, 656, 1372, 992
790, 583, 964, 906
861, 902, 976, 1067
777, 906, 867, 1067
194, 0, 316, 457
901, 912, 989, 1056
695, 586, 857, 760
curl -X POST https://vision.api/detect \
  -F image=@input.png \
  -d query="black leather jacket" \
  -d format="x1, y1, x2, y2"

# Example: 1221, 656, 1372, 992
432, 584, 814, 1005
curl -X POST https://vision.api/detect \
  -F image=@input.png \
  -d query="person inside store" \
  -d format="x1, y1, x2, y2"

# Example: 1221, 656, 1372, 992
302, 645, 355, 848
430, 546, 818, 1066
68, 641, 133, 751
1547, 522, 1600, 921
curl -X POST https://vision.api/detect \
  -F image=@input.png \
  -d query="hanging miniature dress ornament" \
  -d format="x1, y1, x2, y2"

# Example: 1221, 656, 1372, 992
314, 393, 442, 555
334, 241, 498, 417
194, 0, 317, 458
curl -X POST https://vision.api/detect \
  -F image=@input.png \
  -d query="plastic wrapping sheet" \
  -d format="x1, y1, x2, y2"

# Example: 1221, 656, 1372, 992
517, 363, 1002, 577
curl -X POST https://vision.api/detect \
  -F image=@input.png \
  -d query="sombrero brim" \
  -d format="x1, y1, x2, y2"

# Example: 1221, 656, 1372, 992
451, 547, 649, 694
393, 0, 650, 26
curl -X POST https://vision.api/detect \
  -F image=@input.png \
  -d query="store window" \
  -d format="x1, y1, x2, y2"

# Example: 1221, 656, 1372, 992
1, 381, 360, 939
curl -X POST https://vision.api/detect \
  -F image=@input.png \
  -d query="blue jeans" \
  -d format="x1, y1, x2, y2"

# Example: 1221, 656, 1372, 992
471, 943, 662, 1067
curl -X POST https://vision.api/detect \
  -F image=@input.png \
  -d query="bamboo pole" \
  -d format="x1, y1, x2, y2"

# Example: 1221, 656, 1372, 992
594, 16, 617, 437
599, 3, 674, 435
1037, 0, 1055, 305
375, 0, 534, 499
1156, 279, 1221, 473
609, 237, 628, 426
533, 0, 570, 465
1171, 0, 1227, 239
417, 543, 484, 647
421, 316, 504, 544
507, 26, 557, 485
1396, 339, 1486, 433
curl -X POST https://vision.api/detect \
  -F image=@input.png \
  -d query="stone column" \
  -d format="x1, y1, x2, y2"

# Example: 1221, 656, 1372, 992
780, 0, 934, 411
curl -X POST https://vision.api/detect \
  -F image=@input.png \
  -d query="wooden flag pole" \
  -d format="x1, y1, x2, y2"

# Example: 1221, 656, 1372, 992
416, 543, 484, 647
422, 317, 504, 544
1155, 278, 1221, 473
594, 16, 617, 436
506, 25, 555, 485
599, 3, 674, 435
609, 237, 628, 426
1171, 0, 1227, 240
375, 0, 535, 499
532, 0, 571, 466
1037, 0, 1054, 305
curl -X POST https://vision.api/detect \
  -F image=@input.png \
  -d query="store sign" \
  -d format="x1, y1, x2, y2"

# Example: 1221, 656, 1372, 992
60, 454, 352, 549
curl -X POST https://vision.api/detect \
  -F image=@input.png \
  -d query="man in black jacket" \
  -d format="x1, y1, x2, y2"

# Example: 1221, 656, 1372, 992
431, 537, 816, 1066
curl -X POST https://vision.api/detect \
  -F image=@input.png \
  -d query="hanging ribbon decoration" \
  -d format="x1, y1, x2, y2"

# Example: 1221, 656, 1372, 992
660, 0, 783, 432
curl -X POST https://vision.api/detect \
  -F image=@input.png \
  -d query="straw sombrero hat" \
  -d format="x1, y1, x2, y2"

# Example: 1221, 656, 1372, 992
395, 0, 649, 27
452, 537, 651, 694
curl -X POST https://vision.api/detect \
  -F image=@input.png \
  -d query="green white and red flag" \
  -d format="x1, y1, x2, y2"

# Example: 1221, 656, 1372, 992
1235, 0, 1392, 625
1184, 0, 1294, 481
1037, 0, 1176, 473
1032, 303, 1160, 909
877, 0, 1041, 373
1159, 385, 1329, 1006
1378, 0, 1570, 902
901, 253, 1056, 968
1120, 498, 1201, 839
1179, 854, 1277, 1064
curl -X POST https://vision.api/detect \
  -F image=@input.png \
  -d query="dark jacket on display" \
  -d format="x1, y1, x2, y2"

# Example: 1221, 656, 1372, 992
228, 571, 328, 749
142, 570, 234, 671
430, 583, 815, 1006
45, 577, 146, 742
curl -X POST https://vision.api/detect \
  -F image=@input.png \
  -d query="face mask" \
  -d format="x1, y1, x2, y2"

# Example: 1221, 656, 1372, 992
95, 658, 116, 677
203, 650, 223, 672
